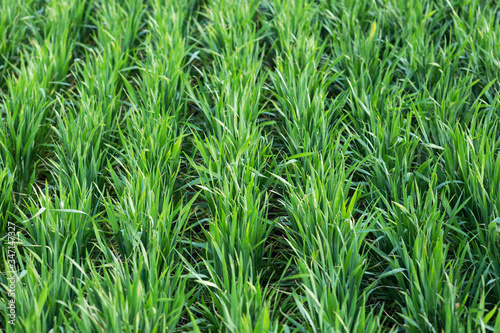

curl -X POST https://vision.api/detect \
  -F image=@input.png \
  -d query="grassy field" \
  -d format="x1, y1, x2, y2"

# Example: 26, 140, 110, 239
1, 0, 500, 331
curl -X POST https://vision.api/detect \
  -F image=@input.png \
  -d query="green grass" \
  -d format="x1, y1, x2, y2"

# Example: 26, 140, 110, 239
1, 0, 500, 331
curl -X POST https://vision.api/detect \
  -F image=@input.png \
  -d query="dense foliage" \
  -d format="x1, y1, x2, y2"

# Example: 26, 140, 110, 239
1, 0, 500, 331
